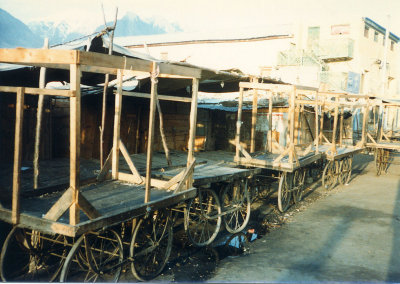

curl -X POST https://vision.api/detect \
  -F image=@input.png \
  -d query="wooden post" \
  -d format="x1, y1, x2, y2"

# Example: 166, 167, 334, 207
11, 87, 25, 224
235, 87, 244, 161
33, 38, 49, 189
145, 63, 158, 203
361, 99, 369, 146
339, 106, 344, 147
69, 64, 81, 226
186, 78, 199, 188
268, 91, 273, 152
250, 88, 258, 153
331, 99, 339, 154
288, 87, 296, 164
315, 91, 319, 153
112, 69, 124, 180
319, 96, 325, 144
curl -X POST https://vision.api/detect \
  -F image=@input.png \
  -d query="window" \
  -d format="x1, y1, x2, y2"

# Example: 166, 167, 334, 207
391, 41, 395, 51
364, 25, 369, 38
331, 24, 350, 35
374, 31, 379, 42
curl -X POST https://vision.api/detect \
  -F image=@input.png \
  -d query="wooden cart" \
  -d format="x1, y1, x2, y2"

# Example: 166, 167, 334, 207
233, 82, 322, 212
151, 151, 261, 247
0, 47, 205, 281
364, 98, 400, 176
314, 92, 368, 189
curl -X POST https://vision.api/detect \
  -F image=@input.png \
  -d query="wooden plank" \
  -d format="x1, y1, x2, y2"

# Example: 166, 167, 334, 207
162, 169, 185, 189
268, 91, 273, 152
156, 99, 172, 166
11, 87, 25, 224
43, 187, 73, 221
118, 172, 166, 188
0, 86, 74, 97
119, 139, 143, 184
69, 63, 81, 226
122, 91, 192, 103
0, 48, 78, 66
145, 63, 159, 202
112, 69, 124, 179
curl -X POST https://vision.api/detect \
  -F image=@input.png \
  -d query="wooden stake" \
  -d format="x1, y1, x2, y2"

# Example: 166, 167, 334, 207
145, 63, 158, 203
69, 64, 81, 226
33, 38, 49, 189
156, 99, 172, 166
11, 87, 25, 224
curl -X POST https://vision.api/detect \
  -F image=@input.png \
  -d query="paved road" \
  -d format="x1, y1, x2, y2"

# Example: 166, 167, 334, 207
208, 153, 400, 282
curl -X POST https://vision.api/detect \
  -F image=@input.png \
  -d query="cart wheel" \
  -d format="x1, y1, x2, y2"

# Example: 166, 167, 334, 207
278, 172, 292, 212
130, 209, 173, 281
60, 229, 123, 282
221, 179, 251, 234
292, 168, 306, 203
0, 227, 68, 281
185, 188, 222, 246
339, 157, 352, 185
322, 160, 339, 190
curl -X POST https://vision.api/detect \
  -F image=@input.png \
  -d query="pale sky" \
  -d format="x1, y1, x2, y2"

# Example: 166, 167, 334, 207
1, 0, 400, 36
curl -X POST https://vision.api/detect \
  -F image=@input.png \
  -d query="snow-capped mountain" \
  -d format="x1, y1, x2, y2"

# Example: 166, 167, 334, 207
94, 11, 182, 37
28, 20, 86, 47
0, 8, 42, 48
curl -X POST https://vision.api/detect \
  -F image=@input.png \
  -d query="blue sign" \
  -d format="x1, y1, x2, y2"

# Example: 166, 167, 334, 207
347, 72, 361, 94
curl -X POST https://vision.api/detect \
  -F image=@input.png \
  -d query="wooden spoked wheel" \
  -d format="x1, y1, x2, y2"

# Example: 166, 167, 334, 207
278, 172, 292, 212
185, 188, 222, 247
0, 227, 68, 282
292, 168, 306, 203
322, 160, 339, 190
221, 179, 251, 234
375, 148, 390, 176
339, 157, 352, 185
60, 229, 123, 282
130, 210, 173, 281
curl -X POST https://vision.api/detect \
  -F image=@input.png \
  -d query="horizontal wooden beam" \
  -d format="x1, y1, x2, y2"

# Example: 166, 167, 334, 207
0, 48, 202, 78
0, 86, 75, 97
121, 91, 192, 103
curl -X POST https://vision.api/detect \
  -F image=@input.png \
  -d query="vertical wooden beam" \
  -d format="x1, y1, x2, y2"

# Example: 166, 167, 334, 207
11, 87, 25, 224
314, 91, 319, 153
69, 64, 81, 226
268, 91, 273, 152
361, 99, 369, 145
235, 87, 244, 161
288, 87, 296, 164
339, 106, 344, 147
186, 78, 199, 188
112, 69, 124, 180
156, 99, 172, 166
331, 99, 339, 154
319, 96, 325, 144
33, 38, 49, 189
250, 88, 258, 153
145, 63, 158, 203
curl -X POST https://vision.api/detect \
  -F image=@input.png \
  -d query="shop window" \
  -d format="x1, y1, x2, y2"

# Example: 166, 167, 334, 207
391, 41, 395, 51
374, 31, 379, 42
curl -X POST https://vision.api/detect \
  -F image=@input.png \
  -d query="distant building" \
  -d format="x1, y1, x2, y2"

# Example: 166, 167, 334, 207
115, 17, 399, 97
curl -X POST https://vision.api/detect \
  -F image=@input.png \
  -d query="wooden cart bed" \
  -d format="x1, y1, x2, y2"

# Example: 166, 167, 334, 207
234, 151, 322, 172
316, 144, 364, 160
0, 180, 196, 237
366, 141, 400, 151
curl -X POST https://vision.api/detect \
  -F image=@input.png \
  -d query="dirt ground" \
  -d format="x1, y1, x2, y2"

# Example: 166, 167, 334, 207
127, 152, 400, 283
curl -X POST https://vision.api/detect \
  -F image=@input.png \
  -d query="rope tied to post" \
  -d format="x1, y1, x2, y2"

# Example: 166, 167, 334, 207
150, 64, 160, 84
